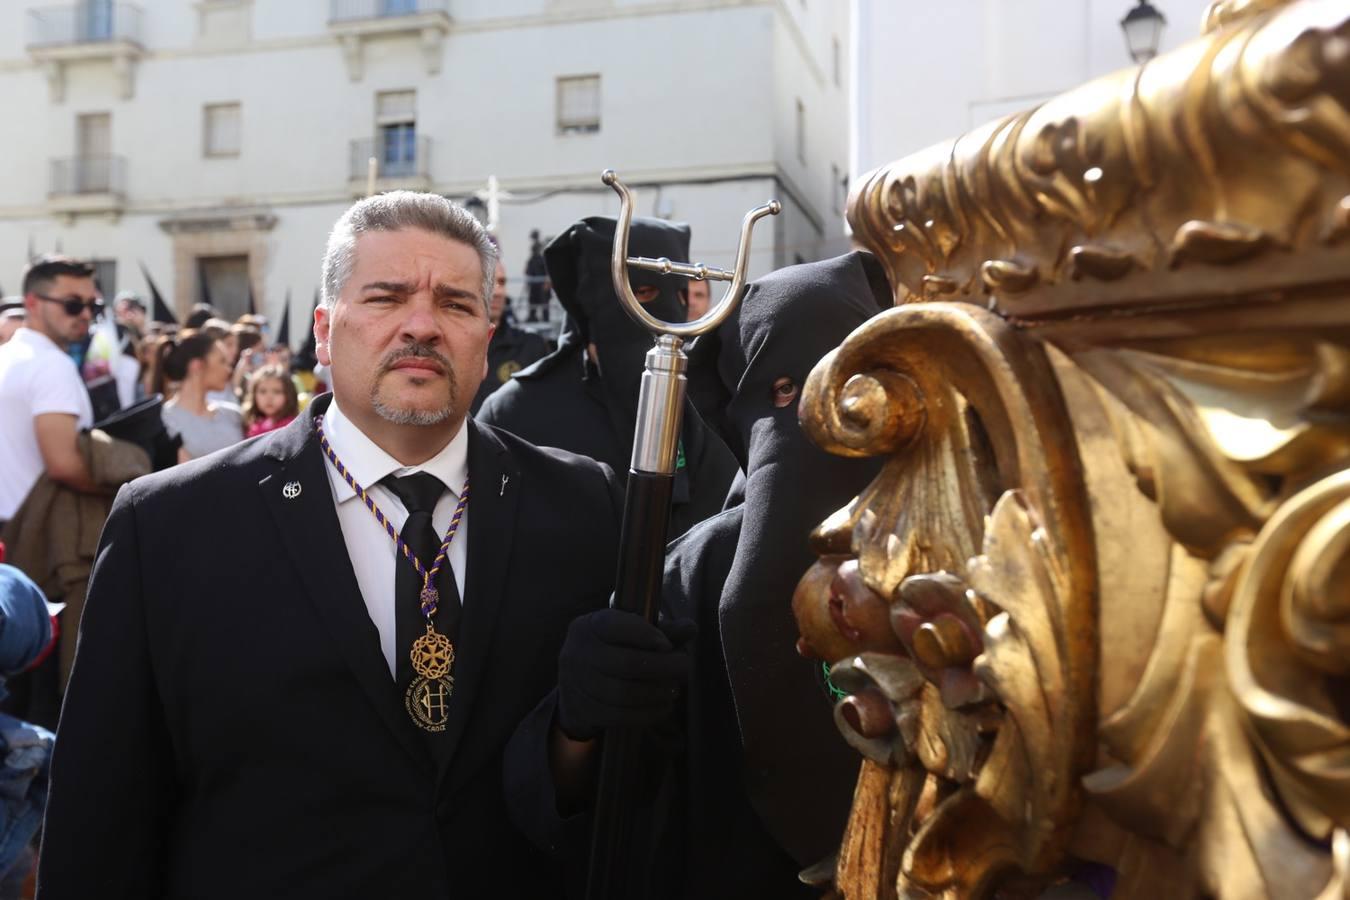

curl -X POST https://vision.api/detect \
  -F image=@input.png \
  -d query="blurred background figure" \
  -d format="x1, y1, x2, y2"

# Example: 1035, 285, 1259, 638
0, 563, 57, 900
471, 243, 549, 414
524, 229, 551, 323
0, 257, 98, 528
112, 292, 146, 333
183, 303, 219, 330
0, 302, 23, 347
197, 318, 241, 405
150, 330, 243, 463
686, 278, 711, 322
241, 363, 298, 438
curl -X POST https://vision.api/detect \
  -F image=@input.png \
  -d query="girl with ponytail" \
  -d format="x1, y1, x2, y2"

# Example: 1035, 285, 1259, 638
155, 330, 244, 463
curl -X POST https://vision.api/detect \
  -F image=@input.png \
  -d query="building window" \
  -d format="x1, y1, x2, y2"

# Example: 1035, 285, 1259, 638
204, 103, 241, 157
81, 0, 113, 41
832, 36, 841, 87
376, 90, 417, 176
796, 99, 806, 165
73, 111, 113, 192
557, 75, 601, 135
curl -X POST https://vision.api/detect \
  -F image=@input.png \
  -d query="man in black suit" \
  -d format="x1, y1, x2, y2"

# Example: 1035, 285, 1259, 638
37, 192, 686, 898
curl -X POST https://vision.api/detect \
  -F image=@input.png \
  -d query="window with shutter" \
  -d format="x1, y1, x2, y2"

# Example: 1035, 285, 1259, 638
556, 75, 600, 135
204, 103, 241, 157
375, 90, 417, 177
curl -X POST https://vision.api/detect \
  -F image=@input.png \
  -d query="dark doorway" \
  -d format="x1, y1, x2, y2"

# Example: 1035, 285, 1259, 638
197, 254, 250, 321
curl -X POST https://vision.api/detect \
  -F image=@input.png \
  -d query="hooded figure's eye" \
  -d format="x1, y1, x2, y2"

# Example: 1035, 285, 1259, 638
771, 376, 799, 409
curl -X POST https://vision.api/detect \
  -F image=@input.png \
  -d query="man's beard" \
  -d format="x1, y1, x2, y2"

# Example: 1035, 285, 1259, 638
370, 342, 457, 426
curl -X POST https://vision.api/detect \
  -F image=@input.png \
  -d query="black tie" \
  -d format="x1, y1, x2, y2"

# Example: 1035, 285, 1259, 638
381, 473, 462, 690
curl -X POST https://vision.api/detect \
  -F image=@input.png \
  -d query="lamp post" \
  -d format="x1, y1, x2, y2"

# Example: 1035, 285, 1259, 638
1120, 0, 1167, 63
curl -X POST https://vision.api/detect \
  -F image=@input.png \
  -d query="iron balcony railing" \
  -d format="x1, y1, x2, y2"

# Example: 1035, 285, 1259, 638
350, 135, 431, 181
27, 3, 144, 47
329, 0, 448, 23
50, 155, 126, 196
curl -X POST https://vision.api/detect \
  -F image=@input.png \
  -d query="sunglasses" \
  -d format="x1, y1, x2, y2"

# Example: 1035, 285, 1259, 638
34, 294, 105, 317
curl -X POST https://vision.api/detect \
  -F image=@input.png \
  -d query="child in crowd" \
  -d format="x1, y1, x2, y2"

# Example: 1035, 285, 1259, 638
242, 364, 299, 438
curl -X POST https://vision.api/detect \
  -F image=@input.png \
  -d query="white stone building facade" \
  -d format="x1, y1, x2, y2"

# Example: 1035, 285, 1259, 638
851, 0, 1217, 187
0, 0, 851, 336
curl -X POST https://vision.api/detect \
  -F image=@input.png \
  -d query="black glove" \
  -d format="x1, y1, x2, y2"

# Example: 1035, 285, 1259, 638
556, 608, 696, 741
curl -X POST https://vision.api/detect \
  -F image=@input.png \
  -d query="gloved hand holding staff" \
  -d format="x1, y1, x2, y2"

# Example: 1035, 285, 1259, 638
583, 170, 779, 900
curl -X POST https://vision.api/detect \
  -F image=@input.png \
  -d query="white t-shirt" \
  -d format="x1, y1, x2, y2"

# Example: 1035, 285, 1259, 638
0, 327, 94, 520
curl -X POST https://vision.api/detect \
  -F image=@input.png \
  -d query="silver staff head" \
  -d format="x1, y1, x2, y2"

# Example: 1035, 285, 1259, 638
601, 169, 780, 340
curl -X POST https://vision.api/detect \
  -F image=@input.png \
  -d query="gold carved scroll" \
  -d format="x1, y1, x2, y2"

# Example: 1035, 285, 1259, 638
793, 1, 1350, 897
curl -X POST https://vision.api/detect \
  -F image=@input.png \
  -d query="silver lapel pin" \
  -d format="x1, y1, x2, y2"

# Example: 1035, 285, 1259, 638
282, 480, 302, 500
500, 474, 509, 497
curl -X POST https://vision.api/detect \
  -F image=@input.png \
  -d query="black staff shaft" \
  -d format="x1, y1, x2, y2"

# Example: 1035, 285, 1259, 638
585, 471, 676, 900
585, 168, 777, 900
586, 333, 687, 900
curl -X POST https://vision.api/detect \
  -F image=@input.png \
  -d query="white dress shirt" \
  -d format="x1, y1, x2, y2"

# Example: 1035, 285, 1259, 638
320, 399, 469, 678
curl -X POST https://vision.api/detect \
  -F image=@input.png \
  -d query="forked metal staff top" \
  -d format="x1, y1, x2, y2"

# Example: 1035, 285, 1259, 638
601, 169, 780, 339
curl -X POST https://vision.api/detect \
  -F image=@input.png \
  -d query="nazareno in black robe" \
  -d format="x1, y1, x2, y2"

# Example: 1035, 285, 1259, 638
476, 215, 737, 540
653, 250, 891, 898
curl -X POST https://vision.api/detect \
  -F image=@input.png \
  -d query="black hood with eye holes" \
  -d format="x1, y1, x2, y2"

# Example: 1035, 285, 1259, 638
476, 215, 739, 540
687, 249, 891, 469
516, 216, 690, 467
665, 251, 892, 873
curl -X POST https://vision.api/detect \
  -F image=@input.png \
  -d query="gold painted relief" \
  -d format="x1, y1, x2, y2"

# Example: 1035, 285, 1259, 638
795, 1, 1350, 896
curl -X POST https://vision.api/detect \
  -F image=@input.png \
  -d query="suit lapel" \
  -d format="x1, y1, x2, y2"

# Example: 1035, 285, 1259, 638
259, 398, 430, 771
435, 420, 519, 788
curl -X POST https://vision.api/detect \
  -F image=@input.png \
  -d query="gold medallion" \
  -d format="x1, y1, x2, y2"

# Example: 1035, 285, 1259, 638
410, 623, 455, 680
405, 674, 454, 732
406, 623, 455, 731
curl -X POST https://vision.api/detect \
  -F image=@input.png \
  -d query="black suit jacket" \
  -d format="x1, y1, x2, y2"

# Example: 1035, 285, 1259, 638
38, 395, 622, 899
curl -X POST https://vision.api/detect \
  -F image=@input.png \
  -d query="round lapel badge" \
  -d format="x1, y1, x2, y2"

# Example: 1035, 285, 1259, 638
282, 480, 302, 500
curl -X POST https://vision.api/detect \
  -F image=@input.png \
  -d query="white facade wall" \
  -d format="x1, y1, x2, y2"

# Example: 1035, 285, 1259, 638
0, 0, 849, 338
851, 0, 1216, 182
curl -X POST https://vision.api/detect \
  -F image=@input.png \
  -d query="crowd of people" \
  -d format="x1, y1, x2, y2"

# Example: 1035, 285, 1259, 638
0, 190, 951, 900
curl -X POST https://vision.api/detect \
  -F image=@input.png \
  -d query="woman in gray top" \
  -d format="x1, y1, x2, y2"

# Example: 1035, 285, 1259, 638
151, 330, 244, 462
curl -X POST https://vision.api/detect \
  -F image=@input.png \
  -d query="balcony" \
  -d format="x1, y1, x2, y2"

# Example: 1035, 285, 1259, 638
328, 0, 450, 80
330, 0, 449, 22
348, 136, 433, 196
27, 4, 145, 101
49, 155, 126, 222
27, 3, 143, 46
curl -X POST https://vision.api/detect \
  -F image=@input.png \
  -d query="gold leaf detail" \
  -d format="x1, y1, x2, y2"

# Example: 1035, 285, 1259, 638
979, 259, 1038, 293
1069, 244, 1136, 281
1169, 220, 1273, 267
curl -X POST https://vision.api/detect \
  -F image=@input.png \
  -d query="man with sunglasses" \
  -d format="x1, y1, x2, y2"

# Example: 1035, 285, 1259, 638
0, 256, 102, 525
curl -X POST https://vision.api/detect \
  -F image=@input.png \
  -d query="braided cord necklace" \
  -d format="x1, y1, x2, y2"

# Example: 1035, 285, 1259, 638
316, 417, 469, 732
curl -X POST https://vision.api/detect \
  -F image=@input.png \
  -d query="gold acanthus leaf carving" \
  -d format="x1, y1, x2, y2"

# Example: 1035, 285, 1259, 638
1226, 467, 1350, 840
967, 491, 1079, 869
846, 1, 1350, 322
795, 303, 1098, 897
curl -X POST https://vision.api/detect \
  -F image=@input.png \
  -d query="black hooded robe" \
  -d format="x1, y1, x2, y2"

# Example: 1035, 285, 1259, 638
476, 216, 738, 539
652, 251, 891, 898
501, 252, 892, 899
470, 321, 551, 414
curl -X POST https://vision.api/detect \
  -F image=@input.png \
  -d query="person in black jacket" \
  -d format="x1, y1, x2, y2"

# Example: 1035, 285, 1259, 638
470, 243, 550, 414
477, 216, 737, 539
507, 251, 891, 898
38, 191, 630, 899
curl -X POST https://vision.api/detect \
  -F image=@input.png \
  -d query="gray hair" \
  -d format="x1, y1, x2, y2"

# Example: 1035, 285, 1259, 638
320, 191, 497, 314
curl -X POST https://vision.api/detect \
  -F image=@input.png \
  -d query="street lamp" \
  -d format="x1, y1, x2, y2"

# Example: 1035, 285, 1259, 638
1120, 0, 1167, 63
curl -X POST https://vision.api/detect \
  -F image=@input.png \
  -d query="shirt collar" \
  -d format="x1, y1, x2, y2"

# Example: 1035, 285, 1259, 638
12, 327, 64, 354
322, 398, 468, 506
